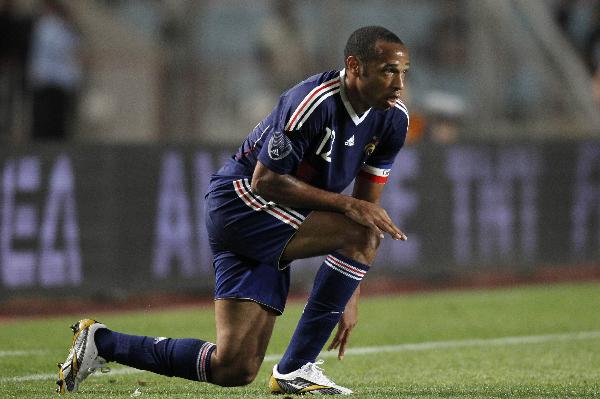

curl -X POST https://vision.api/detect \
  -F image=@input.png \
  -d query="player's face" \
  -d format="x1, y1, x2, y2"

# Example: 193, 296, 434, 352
356, 41, 410, 111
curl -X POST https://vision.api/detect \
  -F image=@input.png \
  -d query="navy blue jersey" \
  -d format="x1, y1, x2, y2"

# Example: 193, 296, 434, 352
209, 69, 409, 193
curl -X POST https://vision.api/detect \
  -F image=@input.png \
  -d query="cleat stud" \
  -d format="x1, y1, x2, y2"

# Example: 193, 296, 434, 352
57, 362, 63, 368
70, 323, 79, 333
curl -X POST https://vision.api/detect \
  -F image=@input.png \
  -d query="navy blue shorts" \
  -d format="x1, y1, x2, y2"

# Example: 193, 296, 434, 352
205, 178, 311, 314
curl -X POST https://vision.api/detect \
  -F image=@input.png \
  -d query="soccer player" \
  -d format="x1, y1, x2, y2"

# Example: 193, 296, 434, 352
56, 25, 410, 395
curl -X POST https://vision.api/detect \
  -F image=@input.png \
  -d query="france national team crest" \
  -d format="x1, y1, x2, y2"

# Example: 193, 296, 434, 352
268, 130, 293, 160
363, 136, 380, 156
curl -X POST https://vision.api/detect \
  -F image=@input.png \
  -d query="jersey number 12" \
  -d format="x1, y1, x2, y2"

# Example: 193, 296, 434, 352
315, 127, 335, 163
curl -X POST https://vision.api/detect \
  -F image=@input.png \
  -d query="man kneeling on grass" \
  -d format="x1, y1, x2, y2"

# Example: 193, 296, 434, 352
56, 25, 410, 395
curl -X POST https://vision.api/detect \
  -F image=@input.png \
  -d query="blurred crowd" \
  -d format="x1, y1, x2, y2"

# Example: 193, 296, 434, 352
0, 0, 83, 145
555, 0, 600, 111
1, 0, 600, 146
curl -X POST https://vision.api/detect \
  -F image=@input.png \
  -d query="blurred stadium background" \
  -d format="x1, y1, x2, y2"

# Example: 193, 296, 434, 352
0, 0, 599, 312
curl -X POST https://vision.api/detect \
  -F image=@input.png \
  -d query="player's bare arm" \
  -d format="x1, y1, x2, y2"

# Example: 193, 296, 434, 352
252, 161, 407, 240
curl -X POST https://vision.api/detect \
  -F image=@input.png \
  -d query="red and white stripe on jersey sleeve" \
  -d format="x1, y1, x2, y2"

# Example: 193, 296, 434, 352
324, 254, 367, 281
358, 164, 391, 184
285, 76, 341, 131
233, 178, 306, 230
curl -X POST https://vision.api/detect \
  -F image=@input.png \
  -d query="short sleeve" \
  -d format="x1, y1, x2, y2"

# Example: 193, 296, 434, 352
257, 88, 323, 175
359, 103, 409, 184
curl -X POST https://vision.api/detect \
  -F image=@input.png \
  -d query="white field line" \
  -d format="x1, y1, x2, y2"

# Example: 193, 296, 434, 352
0, 350, 46, 357
2, 330, 600, 383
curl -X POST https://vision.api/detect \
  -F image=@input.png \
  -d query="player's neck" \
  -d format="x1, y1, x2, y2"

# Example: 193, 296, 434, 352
343, 75, 369, 116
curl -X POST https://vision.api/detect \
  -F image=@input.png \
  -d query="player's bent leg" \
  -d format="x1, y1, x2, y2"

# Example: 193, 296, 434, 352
56, 319, 220, 394
210, 298, 277, 386
55, 301, 275, 394
282, 211, 381, 265
273, 211, 379, 395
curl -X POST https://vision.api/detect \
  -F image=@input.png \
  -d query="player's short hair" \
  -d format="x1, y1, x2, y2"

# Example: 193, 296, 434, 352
344, 26, 404, 63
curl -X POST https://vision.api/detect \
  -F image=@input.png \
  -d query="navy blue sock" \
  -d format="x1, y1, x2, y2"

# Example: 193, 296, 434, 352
95, 329, 216, 382
278, 252, 369, 374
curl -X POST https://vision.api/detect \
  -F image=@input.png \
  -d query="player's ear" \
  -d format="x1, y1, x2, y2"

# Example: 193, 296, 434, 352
345, 55, 361, 77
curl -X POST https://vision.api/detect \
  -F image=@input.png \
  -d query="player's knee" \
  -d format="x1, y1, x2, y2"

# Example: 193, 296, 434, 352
236, 367, 259, 386
336, 225, 381, 264
227, 364, 259, 386
214, 356, 260, 386
342, 225, 381, 254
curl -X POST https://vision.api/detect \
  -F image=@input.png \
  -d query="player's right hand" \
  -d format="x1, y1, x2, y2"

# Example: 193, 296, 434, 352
344, 198, 407, 241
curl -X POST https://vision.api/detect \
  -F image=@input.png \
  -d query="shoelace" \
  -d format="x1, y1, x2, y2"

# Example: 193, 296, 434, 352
300, 360, 335, 386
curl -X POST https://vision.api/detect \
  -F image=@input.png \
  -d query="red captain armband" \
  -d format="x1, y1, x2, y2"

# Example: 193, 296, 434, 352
358, 164, 391, 184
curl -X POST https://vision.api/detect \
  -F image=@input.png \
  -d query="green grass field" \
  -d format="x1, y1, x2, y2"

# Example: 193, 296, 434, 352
1, 282, 599, 398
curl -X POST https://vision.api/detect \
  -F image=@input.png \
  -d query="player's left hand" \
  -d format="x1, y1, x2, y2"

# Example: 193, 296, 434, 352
328, 289, 359, 360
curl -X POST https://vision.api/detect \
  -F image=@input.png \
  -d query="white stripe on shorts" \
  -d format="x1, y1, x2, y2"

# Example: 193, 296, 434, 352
233, 179, 305, 229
